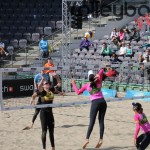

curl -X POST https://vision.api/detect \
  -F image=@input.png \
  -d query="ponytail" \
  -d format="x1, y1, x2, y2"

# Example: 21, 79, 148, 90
90, 81, 97, 88
89, 74, 97, 88
102, 73, 107, 81
138, 108, 143, 114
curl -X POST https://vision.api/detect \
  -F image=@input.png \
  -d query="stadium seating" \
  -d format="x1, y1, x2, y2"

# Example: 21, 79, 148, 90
0, 0, 62, 45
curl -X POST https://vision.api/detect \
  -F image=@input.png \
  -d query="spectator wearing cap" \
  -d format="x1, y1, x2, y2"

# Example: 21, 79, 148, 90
132, 102, 150, 150
80, 36, 94, 51
101, 42, 112, 57
39, 35, 49, 58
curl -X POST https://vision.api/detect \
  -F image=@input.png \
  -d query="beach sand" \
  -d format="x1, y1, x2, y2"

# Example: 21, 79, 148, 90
0, 94, 150, 150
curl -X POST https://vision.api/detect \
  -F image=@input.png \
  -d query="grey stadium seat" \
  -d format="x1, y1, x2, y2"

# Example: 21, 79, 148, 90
48, 21, 56, 29
6, 46, 14, 55
23, 33, 31, 41
19, 39, 27, 49
14, 33, 22, 40
44, 27, 52, 36
35, 27, 44, 35
56, 21, 62, 29
10, 39, 18, 49
32, 33, 40, 42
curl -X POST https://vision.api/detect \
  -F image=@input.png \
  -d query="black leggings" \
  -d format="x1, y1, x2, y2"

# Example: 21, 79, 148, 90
40, 108, 55, 149
136, 132, 150, 150
32, 97, 41, 124
86, 98, 107, 139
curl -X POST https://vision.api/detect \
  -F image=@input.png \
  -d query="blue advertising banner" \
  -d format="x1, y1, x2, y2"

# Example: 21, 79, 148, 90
82, 88, 117, 98
125, 90, 150, 102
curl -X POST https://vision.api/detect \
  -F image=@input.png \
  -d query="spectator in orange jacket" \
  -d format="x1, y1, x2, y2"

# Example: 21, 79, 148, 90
44, 57, 55, 74
44, 57, 61, 88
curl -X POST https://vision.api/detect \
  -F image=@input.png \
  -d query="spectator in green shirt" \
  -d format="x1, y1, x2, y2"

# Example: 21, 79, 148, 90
101, 42, 112, 57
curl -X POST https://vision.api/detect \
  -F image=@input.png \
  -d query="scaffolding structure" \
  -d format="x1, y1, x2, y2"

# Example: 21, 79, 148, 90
61, 0, 83, 92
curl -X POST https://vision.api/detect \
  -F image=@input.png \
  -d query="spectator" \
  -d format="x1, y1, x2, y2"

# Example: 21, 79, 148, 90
111, 36, 122, 49
143, 49, 150, 59
106, 67, 119, 77
39, 35, 49, 58
0, 47, 8, 59
101, 42, 112, 57
110, 53, 122, 63
110, 28, 118, 39
126, 43, 133, 58
124, 29, 131, 41
118, 42, 127, 57
139, 49, 150, 62
0, 39, 8, 59
130, 27, 140, 42
143, 55, 149, 63
141, 43, 150, 48
44, 57, 55, 73
118, 29, 125, 41
44, 57, 61, 88
80, 37, 94, 51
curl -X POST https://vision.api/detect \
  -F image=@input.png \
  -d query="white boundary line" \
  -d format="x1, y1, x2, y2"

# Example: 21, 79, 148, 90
2, 95, 150, 111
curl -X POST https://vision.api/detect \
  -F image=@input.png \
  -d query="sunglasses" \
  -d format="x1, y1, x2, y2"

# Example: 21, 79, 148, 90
44, 82, 49, 85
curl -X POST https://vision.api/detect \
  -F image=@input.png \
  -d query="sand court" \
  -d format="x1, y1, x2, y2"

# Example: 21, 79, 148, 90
0, 95, 150, 150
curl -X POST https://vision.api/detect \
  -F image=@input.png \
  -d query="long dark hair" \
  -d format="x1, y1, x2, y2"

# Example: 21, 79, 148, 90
102, 73, 107, 81
89, 74, 97, 88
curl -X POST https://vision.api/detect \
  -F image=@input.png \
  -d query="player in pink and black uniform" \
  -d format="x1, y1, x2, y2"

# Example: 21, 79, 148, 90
132, 102, 150, 150
71, 69, 107, 149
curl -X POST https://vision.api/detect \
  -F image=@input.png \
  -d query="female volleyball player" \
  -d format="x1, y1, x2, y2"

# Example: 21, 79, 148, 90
71, 69, 107, 149
132, 102, 150, 150
30, 74, 61, 150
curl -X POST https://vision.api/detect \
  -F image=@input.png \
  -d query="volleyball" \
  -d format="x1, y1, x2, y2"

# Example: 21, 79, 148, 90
84, 31, 94, 38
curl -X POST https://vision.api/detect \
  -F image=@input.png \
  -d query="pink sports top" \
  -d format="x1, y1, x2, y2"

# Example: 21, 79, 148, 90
72, 69, 104, 101
134, 113, 150, 140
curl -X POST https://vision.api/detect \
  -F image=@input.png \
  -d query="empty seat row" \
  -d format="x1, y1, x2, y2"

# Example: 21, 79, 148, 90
0, 14, 61, 22
0, 2, 61, 9
0, 33, 40, 42
0, 25, 53, 33
0, 27, 52, 41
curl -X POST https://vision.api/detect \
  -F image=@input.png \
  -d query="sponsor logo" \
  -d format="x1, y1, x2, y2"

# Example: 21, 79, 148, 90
20, 85, 34, 92
73, 1, 150, 20
2, 86, 14, 93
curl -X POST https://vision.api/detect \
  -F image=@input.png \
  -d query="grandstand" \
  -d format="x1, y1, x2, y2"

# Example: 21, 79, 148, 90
0, 0, 150, 95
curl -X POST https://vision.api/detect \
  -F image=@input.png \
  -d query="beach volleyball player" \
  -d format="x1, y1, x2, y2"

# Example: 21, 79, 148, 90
30, 75, 56, 150
132, 102, 150, 150
23, 71, 62, 130
71, 69, 107, 149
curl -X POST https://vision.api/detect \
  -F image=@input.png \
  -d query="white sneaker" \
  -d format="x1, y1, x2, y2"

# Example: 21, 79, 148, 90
5, 52, 9, 56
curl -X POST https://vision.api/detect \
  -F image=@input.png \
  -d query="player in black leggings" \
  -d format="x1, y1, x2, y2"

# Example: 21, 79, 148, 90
72, 69, 107, 149
86, 98, 107, 140
31, 78, 56, 150
23, 74, 63, 130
